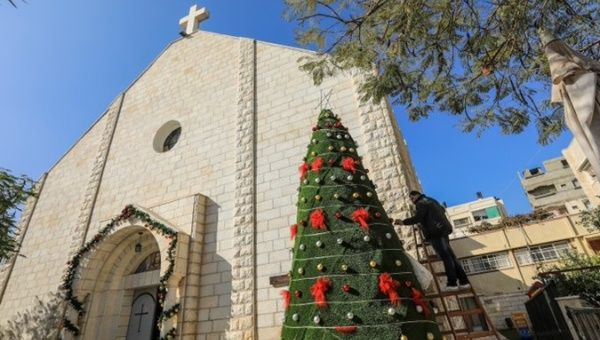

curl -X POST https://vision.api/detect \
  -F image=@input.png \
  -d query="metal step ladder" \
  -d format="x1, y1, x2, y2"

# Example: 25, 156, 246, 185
412, 227, 501, 340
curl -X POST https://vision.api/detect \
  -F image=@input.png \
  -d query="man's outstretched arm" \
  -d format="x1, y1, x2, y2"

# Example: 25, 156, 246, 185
396, 204, 426, 225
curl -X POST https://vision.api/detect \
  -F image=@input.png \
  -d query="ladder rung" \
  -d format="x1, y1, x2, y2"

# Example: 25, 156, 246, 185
419, 256, 441, 263
437, 308, 484, 317
426, 288, 474, 298
456, 330, 497, 339
442, 328, 469, 335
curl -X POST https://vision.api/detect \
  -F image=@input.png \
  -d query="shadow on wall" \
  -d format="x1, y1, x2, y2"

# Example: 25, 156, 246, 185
197, 198, 232, 337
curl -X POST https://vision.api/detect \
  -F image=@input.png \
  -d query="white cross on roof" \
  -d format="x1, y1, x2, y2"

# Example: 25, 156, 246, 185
179, 5, 210, 35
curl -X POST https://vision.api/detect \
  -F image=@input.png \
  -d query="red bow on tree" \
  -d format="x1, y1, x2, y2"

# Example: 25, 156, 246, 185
310, 209, 327, 230
335, 326, 357, 334
299, 162, 309, 179
379, 273, 401, 306
290, 224, 298, 240
311, 157, 324, 173
342, 157, 357, 174
352, 208, 370, 230
411, 287, 430, 317
311, 277, 332, 308
281, 290, 291, 311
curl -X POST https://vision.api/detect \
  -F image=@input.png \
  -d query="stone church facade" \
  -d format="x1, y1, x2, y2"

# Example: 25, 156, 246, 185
0, 10, 420, 340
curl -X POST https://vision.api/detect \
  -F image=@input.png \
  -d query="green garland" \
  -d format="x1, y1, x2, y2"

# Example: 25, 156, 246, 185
158, 303, 180, 324
160, 327, 177, 340
60, 205, 179, 336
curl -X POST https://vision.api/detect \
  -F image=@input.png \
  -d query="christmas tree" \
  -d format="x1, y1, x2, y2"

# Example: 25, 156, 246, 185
281, 109, 442, 339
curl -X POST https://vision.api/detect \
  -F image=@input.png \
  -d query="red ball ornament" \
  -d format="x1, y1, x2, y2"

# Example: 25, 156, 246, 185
335, 212, 342, 219
342, 284, 351, 293
295, 290, 303, 298
328, 159, 335, 166
375, 212, 382, 219
405, 280, 413, 288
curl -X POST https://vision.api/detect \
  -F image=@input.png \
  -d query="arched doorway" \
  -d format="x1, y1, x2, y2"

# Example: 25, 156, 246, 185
75, 227, 164, 339
62, 205, 188, 340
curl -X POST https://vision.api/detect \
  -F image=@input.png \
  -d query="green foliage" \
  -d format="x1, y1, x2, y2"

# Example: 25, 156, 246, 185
539, 252, 600, 306
282, 110, 441, 339
579, 206, 600, 232
0, 292, 64, 340
285, 0, 600, 144
0, 168, 35, 262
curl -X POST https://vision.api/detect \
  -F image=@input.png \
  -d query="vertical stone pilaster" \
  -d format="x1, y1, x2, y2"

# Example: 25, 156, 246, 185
350, 73, 418, 253
179, 194, 207, 340
67, 94, 123, 260
0, 173, 47, 303
227, 38, 257, 340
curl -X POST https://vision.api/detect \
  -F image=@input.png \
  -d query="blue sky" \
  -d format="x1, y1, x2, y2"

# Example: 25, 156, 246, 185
0, 0, 573, 214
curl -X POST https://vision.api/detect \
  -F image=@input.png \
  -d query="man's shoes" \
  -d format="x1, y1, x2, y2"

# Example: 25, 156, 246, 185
459, 283, 472, 290
443, 285, 459, 292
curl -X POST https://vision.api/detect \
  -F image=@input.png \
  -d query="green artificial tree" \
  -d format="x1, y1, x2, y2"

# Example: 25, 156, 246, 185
281, 109, 441, 339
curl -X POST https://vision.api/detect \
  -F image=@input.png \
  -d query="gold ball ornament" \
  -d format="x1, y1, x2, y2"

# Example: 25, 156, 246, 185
366, 192, 373, 197
369, 260, 377, 268
311, 151, 317, 156
301, 197, 306, 203
395, 260, 402, 266
340, 146, 347, 152
315, 195, 322, 201
328, 145, 334, 151
341, 264, 348, 272
333, 193, 340, 199
427, 333, 435, 340
297, 267, 304, 275
401, 336, 408, 340
352, 192, 360, 199
317, 263, 324, 271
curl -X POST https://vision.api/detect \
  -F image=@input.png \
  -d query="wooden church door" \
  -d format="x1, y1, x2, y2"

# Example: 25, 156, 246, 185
126, 288, 160, 340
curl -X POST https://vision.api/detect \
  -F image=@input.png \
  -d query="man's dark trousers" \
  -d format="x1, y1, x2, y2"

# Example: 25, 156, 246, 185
429, 235, 469, 286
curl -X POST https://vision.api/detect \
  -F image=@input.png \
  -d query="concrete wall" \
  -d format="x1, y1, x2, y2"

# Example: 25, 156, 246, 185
521, 157, 588, 212
563, 139, 600, 206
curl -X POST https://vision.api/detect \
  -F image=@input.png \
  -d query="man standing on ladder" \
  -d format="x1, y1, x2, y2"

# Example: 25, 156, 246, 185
395, 191, 471, 291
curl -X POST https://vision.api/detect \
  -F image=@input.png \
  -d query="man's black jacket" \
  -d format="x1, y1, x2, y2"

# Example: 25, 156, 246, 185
402, 194, 453, 240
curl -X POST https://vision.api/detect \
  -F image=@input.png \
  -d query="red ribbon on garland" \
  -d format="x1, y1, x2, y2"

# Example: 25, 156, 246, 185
378, 273, 401, 306
310, 209, 327, 230
411, 287, 430, 317
342, 157, 357, 174
311, 157, 324, 173
335, 326, 357, 334
281, 290, 291, 311
299, 162, 309, 179
290, 224, 298, 240
352, 208, 370, 230
311, 277, 331, 308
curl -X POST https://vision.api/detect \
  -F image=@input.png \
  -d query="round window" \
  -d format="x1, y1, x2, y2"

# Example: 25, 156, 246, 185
153, 121, 182, 152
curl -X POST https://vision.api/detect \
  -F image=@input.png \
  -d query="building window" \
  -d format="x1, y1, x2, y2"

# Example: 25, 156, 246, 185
572, 179, 581, 188
453, 217, 471, 228
514, 242, 571, 265
461, 252, 512, 274
472, 209, 488, 222
528, 185, 557, 198
134, 252, 161, 274
163, 127, 182, 151
584, 199, 593, 210
561, 159, 569, 168
153, 120, 182, 153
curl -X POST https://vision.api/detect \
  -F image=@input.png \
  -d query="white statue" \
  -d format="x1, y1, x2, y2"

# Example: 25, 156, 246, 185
542, 29, 600, 177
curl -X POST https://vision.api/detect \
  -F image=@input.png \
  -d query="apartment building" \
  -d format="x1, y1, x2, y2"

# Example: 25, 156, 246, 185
520, 157, 591, 214
446, 195, 508, 239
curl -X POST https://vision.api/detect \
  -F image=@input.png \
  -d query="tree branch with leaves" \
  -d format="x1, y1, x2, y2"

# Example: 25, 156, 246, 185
0, 168, 35, 261
285, 0, 600, 144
